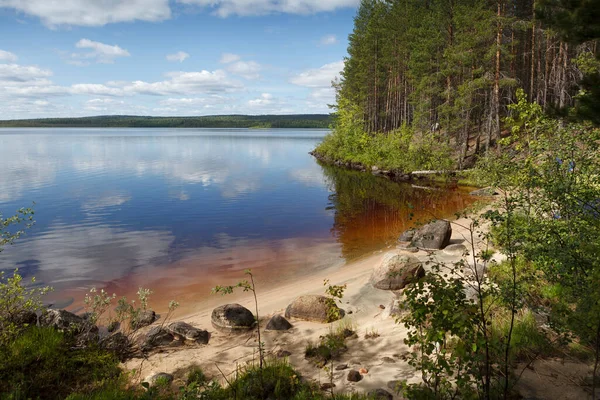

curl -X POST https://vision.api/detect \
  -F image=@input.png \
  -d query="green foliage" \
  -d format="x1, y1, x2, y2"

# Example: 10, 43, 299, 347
400, 262, 487, 399
0, 269, 52, 344
323, 279, 346, 322
0, 327, 121, 399
0, 207, 34, 253
315, 116, 454, 172
475, 93, 600, 395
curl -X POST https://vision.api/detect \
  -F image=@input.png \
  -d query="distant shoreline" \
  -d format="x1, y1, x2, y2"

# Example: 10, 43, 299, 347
0, 114, 333, 129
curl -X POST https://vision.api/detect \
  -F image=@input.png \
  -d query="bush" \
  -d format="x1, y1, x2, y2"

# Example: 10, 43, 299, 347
315, 106, 454, 172
0, 327, 121, 399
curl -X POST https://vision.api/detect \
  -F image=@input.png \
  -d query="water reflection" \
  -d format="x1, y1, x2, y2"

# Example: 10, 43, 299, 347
320, 163, 475, 259
0, 128, 475, 307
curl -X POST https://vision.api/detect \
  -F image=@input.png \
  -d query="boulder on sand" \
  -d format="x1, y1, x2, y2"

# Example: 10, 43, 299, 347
371, 253, 424, 291
40, 309, 98, 335
285, 295, 342, 323
411, 220, 452, 250
265, 314, 293, 331
167, 321, 209, 344
211, 304, 255, 333
142, 326, 175, 349
130, 309, 157, 330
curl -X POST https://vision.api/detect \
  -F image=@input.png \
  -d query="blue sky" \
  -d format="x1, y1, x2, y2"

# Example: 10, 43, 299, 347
0, 0, 357, 119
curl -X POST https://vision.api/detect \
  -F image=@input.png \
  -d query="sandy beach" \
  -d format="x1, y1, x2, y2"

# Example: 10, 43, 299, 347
124, 212, 496, 398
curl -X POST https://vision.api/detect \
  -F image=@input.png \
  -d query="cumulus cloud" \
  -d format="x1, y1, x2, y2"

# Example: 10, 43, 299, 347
219, 53, 241, 64
0, 49, 17, 62
319, 34, 337, 45
225, 60, 261, 79
290, 60, 343, 88
248, 93, 273, 107
69, 38, 131, 65
125, 70, 242, 95
0, 63, 53, 83
166, 51, 190, 62
0, 0, 171, 27
178, 0, 359, 17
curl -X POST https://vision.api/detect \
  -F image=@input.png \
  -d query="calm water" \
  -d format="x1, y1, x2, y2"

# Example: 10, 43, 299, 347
0, 128, 474, 309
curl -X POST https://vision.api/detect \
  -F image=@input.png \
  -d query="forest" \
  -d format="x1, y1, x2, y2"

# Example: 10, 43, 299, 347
317, 0, 599, 169
0, 114, 332, 129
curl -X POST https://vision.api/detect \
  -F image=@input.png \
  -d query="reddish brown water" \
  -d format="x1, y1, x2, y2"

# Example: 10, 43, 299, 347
0, 129, 477, 314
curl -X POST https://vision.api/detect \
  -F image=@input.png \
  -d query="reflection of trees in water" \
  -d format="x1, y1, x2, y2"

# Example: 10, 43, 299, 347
320, 164, 474, 260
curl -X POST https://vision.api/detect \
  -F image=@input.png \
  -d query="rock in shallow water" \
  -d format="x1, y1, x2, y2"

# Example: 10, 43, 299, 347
211, 304, 255, 332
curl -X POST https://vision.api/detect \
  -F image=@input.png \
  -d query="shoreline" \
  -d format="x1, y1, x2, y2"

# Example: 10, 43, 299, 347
309, 149, 471, 185
123, 211, 494, 397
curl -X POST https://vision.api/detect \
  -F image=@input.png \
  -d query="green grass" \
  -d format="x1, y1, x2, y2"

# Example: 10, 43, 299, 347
0, 327, 121, 399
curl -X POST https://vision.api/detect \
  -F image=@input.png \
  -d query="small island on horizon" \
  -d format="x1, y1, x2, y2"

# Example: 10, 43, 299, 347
0, 114, 332, 129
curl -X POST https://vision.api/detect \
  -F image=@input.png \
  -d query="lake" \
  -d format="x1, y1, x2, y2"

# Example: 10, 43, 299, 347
0, 128, 475, 311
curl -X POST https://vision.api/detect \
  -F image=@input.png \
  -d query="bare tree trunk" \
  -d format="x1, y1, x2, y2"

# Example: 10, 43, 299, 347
491, 0, 503, 150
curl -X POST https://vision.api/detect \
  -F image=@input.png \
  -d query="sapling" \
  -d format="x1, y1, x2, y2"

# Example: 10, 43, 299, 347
213, 269, 264, 369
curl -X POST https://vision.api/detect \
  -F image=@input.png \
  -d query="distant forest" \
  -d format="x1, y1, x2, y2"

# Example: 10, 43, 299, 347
0, 114, 332, 129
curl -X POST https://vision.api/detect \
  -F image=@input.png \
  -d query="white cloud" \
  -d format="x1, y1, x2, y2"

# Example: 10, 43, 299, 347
319, 34, 337, 45
178, 0, 359, 17
248, 93, 273, 107
290, 60, 343, 88
166, 51, 190, 62
124, 70, 243, 95
0, 63, 52, 83
0, 0, 172, 27
226, 60, 261, 79
71, 38, 131, 64
219, 53, 241, 64
0, 49, 18, 62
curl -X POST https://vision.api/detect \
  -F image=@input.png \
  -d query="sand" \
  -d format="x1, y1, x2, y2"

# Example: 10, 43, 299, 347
123, 213, 595, 399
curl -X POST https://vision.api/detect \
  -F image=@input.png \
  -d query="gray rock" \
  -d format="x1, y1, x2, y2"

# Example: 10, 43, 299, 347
368, 389, 394, 400
143, 326, 175, 349
285, 295, 342, 323
265, 314, 293, 331
144, 372, 174, 387
382, 356, 396, 363
371, 253, 424, 290
398, 229, 415, 242
40, 309, 98, 336
130, 309, 157, 330
321, 382, 335, 391
335, 364, 348, 370
12, 310, 37, 326
100, 332, 130, 360
347, 369, 362, 382
167, 321, 209, 344
443, 243, 468, 256
470, 187, 498, 196
211, 304, 255, 332
411, 220, 452, 250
